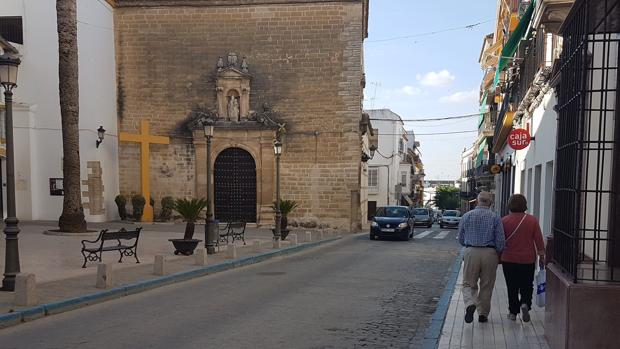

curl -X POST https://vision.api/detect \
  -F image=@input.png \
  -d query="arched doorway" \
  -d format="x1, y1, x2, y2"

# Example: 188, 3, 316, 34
214, 147, 257, 222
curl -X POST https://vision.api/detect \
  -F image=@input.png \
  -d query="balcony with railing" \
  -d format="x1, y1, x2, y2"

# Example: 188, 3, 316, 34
478, 110, 497, 138
514, 27, 557, 114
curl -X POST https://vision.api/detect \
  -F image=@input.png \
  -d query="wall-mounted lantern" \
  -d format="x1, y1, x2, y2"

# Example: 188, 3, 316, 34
96, 126, 106, 148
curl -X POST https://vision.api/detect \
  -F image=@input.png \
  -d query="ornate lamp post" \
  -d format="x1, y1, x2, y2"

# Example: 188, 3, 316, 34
0, 52, 21, 291
203, 120, 216, 254
273, 138, 282, 241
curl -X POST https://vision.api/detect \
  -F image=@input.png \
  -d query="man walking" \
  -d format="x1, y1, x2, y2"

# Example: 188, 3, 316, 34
458, 191, 505, 323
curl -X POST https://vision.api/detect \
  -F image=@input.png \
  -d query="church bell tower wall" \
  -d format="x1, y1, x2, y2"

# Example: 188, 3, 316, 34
115, 0, 366, 231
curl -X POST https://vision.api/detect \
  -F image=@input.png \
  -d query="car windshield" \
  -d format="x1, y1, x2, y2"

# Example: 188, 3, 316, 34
375, 207, 409, 218
443, 211, 458, 217
413, 209, 429, 215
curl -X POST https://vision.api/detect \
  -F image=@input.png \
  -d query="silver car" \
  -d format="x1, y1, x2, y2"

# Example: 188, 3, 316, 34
439, 210, 461, 229
412, 208, 433, 228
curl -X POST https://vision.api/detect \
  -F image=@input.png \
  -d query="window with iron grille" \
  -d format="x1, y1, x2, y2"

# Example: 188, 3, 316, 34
400, 171, 407, 187
553, 0, 620, 283
0, 17, 23, 45
368, 168, 378, 189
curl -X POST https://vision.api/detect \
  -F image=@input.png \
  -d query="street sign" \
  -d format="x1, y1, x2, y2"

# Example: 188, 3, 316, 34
490, 164, 502, 174
508, 128, 531, 150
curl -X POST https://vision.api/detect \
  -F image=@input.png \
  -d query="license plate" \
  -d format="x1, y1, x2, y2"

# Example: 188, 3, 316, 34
381, 228, 395, 232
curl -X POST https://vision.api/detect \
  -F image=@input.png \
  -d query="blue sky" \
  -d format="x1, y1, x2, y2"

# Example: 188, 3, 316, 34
363, 0, 497, 180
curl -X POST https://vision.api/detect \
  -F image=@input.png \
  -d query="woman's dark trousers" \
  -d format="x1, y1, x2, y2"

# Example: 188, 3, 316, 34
502, 262, 535, 315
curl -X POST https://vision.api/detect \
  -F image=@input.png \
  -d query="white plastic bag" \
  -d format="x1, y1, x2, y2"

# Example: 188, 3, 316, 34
535, 267, 546, 307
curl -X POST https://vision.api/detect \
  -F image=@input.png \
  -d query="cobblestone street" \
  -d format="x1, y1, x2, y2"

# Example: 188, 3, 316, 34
0, 228, 459, 349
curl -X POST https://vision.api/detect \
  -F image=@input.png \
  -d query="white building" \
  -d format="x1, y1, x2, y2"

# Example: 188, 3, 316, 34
0, 0, 119, 221
365, 109, 411, 216
459, 145, 476, 212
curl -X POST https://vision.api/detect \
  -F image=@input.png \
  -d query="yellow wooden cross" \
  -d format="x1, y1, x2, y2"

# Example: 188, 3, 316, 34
120, 120, 170, 222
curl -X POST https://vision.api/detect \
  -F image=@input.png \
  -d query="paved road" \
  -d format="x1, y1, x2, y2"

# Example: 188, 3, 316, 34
0, 226, 460, 349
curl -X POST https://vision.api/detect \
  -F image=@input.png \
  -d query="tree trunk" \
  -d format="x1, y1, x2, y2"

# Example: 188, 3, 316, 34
183, 221, 196, 240
57, 0, 86, 233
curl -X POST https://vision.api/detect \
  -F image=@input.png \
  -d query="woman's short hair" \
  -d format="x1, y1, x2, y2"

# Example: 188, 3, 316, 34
507, 194, 528, 213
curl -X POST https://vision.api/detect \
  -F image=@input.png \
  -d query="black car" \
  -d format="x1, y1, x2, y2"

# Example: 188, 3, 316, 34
370, 205, 414, 241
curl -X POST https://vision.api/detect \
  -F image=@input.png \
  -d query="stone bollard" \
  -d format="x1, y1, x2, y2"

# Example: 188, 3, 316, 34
281, 240, 291, 248
154, 255, 167, 276
273, 239, 282, 249
305, 231, 313, 242
194, 248, 208, 266
289, 233, 298, 246
96, 263, 114, 289
252, 240, 262, 252
14, 273, 37, 306
318, 231, 324, 240
226, 244, 237, 259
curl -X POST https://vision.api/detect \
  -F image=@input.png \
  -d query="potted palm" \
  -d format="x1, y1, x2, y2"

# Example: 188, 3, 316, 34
168, 198, 207, 255
273, 199, 298, 240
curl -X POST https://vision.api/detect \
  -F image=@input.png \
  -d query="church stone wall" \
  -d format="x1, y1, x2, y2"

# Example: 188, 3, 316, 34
115, 1, 365, 230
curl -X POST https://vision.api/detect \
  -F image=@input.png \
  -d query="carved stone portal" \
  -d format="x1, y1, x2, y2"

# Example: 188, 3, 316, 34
216, 53, 251, 122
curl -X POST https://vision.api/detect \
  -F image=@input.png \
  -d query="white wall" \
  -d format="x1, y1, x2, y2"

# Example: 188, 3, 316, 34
513, 92, 558, 235
1, 0, 119, 222
367, 110, 406, 207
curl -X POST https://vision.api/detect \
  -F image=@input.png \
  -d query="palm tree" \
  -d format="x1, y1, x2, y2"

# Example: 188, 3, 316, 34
173, 198, 208, 240
56, 0, 86, 232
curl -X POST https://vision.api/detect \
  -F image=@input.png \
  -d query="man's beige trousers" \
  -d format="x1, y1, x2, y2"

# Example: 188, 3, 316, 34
462, 247, 499, 316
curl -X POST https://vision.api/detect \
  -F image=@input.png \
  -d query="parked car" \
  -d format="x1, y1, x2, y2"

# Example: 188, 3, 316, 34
412, 208, 433, 228
370, 206, 414, 241
439, 210, 461, 229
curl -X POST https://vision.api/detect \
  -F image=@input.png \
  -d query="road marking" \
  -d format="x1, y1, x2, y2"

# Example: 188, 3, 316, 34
414, 231, 433, 239
434, 231, 450, 239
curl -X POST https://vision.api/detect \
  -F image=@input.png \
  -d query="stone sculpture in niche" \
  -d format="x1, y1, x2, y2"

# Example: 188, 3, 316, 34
227, 95, 240, 122
215, 52, 251, 120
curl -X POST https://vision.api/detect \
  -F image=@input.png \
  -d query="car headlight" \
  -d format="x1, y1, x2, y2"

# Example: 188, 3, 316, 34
398, 222, 408, 229
371, 221, 378, 227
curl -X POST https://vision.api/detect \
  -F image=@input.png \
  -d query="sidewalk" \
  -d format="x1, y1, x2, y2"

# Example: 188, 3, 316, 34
0, 220, 340, 323
437, 264, 550, 349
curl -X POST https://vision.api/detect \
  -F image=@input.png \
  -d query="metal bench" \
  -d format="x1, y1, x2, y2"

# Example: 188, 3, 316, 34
216, 222, 247, 251
229, 222, 247, 245
80, 227, 142, 268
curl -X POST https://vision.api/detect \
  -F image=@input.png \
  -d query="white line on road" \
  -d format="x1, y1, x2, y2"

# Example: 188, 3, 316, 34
414, 231, 433, 239
434, 231, 450, 239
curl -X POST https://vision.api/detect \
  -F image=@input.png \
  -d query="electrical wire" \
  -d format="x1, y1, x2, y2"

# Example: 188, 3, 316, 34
366, 20, 493, 43
378, 130, 478, 136
375, 149, 397, 159
369, 113, 480, 122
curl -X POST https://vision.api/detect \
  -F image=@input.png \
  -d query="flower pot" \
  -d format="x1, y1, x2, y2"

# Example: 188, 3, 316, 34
169, 238, 202, 256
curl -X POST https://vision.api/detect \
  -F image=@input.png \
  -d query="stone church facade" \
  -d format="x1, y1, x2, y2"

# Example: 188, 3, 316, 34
113, 0, 370, 231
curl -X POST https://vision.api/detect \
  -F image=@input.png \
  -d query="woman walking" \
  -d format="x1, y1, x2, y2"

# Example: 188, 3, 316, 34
501, 194, 545, 322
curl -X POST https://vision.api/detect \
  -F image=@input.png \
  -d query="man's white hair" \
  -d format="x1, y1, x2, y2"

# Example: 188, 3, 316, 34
477, 191, 492, 207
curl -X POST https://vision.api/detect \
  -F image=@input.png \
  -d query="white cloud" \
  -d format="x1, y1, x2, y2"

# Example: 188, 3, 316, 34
417, 70, 456, 87
400, 85, 422, 96
439, 89, 479, 104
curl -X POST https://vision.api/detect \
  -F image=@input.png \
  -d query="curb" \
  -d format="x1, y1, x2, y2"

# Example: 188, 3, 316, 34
0, 237, 340, 329
419, 248, 464, 349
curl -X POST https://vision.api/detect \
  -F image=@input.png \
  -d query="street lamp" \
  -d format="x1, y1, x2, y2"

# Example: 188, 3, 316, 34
273, 138, 282, 241
0, 52, 21, 291
203, 120, 216, 254
96, 126, 106, 148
